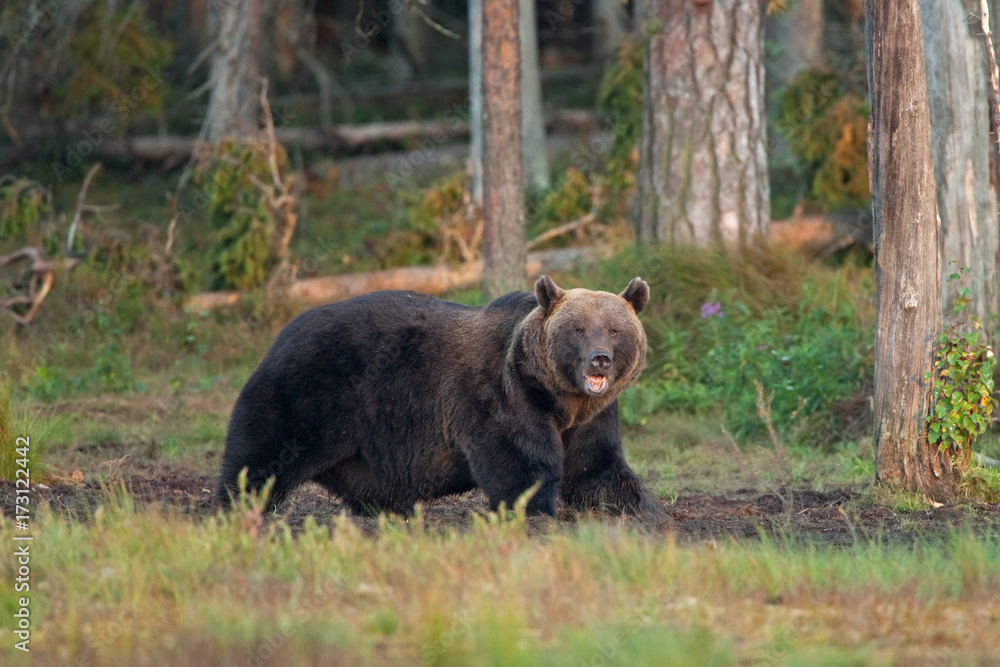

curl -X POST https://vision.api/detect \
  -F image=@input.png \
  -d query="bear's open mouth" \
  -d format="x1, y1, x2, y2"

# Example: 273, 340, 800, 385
586, 375, 608, 393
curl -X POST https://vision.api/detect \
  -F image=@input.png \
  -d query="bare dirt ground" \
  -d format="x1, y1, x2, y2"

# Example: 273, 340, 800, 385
5, 463, 1000, 544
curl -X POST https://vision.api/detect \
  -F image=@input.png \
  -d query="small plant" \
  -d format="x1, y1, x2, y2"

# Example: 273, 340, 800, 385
0, 176, 52, 243
926, 267, 997, 468
596, 36, 643, 195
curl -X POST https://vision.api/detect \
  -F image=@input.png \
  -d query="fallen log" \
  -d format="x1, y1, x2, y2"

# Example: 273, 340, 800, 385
183, 247, 595, 312
98, 110, 599, 162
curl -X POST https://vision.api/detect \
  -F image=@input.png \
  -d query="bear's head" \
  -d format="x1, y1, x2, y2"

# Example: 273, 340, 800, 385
532, 275, 649, 400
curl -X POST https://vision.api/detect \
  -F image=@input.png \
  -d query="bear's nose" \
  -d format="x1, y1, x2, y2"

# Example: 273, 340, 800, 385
589, 349, 612, 370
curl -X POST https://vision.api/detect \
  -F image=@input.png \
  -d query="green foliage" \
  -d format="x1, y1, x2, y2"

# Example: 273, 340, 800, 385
28, 331, 142, 402
0, 177, 52, 243
596, 36, 643, 194
0, 378, 27, 481
52, 4, 173, 122
925, 267, 997, 467
532, 167, 592, 234
192, 140, 285, 290
960, 465, 1000, 503
775, 69, 870, 211
602, 245, 874, 445
400, 171, 476, 265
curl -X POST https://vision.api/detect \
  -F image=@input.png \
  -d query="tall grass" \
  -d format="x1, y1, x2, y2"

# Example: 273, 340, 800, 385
1, 494, 997, 665
0, 376, 41, 481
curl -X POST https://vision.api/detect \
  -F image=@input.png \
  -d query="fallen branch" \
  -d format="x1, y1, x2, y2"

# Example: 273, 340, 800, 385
97, 110, 600, 162
974, 452, 1000, 469
184, 247, 595, 312
526, 214, 595, 251
980, 1, 1000, 195
66, 163, 102, 253
0, 247, 78, 325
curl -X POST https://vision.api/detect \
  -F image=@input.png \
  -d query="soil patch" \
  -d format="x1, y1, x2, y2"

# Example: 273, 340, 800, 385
4, 471, 998, 544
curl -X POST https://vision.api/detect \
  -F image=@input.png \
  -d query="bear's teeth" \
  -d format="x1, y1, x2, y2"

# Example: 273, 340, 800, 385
587, 375, 607, 392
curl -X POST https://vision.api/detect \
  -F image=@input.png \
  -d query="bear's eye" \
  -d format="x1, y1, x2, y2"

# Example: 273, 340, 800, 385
610, 329, 619, 337
575, 327, 585, 336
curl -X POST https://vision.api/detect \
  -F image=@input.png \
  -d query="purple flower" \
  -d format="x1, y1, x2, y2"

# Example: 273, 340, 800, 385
700, 301, 723, 319
757, 344, 768, 351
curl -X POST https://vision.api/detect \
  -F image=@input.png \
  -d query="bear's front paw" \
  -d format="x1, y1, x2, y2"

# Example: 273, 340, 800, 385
563, 469, 666, 518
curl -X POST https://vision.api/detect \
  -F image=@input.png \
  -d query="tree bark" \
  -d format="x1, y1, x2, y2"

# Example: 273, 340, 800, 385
521, 0, 550, 190
866, 0, 955, 499
481, 0, 526, 298
203, 0, 261, 142
637, 0, 769, 246
921, 0, 998, 332
469, 0, 484, 208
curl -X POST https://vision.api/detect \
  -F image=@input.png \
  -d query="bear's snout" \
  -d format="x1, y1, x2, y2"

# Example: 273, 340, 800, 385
589, 349, 612, 370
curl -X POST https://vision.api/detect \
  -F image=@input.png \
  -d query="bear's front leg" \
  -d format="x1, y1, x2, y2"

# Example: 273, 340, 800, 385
560, 400, 664, 516
464, 421, 563, 517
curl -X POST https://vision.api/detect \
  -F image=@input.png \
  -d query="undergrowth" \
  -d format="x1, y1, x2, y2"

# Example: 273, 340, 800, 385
589, 244, 875, 447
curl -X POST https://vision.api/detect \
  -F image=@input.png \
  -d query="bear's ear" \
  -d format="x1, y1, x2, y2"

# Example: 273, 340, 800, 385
620, 277, 650, 314
534, 275, 566, 315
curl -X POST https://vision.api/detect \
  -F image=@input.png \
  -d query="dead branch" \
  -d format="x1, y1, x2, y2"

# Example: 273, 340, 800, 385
527, 177, 605, 251
979, 2, 1000, 192
0, 247, 77, 325
96, 110, 600, 162
526, 214, 595, 251
66, 163, 102, 253
255, 79, 298, 284
184, 247, 595, 312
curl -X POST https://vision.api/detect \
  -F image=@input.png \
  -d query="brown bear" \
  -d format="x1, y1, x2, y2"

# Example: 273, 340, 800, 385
217, 275, 660, 517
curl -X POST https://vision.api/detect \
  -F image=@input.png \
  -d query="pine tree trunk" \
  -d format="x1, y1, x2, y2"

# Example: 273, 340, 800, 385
637, 0, 769, 246
866, 0, 955, 500
203, 0, 261, 142
481, 0, 525, 298
469, 0, 484, 208
520, 0, 549, 190
922, 0, 998, 332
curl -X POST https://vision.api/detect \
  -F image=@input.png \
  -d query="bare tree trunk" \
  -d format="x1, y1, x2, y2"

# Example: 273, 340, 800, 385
866, 0, 955, 500
469, 0, 484, 208
593, 0, 628, 60
203, 0, 261, 142
481, 0, 525, 298
921, 0, 999, 331
637, 0, 769, 246
520, 0, 549, 190
765, 0, 823, 92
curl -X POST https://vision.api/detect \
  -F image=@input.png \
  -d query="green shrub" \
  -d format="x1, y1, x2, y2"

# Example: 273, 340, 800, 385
926, 267, 997, 467
191, 140, 286, 290
27, 331, 142, 402
775, 69, 870, 211
599, 245, 874, 445
0, 177, 52, 243
596, 36, 643, 195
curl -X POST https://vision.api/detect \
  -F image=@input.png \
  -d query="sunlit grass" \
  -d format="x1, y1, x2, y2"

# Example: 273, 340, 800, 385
1, 492, 997, 665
